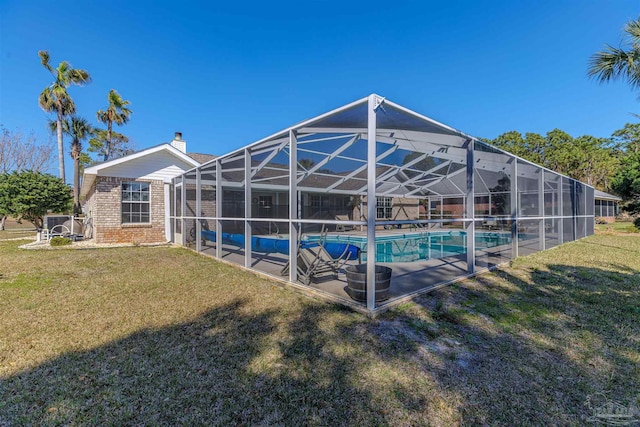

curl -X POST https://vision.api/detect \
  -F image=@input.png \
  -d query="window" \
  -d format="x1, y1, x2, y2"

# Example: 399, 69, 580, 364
309, 194, 349, 210
122, 182, 150, 223
257, 195, 273, 218
258, 195, 273, 209
376, 197, 393, 219
310, 195, 329, 209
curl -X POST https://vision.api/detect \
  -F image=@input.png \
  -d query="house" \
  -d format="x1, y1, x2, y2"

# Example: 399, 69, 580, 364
80, 133, 213, 244
594, 190, 621, 223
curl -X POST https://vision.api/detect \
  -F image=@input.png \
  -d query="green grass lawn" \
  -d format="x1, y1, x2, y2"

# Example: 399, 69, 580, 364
0, 217, 37, 240
1, 235, 639, 425
0, 230, 36, 240
595, 220, 639, 234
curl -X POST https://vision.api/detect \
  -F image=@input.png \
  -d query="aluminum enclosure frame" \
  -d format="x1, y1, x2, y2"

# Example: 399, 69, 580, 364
170, 94, 595, 312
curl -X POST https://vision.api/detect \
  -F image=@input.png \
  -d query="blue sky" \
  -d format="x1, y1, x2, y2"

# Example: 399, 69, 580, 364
1, 1, 639, 182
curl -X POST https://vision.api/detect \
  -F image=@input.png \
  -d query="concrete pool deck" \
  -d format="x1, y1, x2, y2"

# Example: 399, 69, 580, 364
196, 238, 521, 309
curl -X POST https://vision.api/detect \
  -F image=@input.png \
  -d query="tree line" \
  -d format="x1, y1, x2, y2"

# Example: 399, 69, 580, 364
485, 123, 639, 199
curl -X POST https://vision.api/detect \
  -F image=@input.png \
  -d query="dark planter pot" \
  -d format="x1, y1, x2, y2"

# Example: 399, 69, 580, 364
345, 264, 392, 303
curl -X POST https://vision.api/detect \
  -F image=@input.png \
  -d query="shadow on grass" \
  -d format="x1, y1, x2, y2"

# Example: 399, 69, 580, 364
0, 300, 381, 425
1, 256, 639, 425
583, 239, 640, 254
391, 262, 640, 425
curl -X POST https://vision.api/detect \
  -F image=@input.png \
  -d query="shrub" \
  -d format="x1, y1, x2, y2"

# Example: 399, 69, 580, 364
634, 217, 640, 229
0, 171, 72, 229
50, 236, 72, 247
625, 225, 640, 233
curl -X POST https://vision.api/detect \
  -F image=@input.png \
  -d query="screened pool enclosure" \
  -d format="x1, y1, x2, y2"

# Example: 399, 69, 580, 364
170, 94, 595, 312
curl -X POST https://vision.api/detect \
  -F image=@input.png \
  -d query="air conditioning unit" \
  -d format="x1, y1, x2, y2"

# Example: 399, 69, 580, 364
43, 215, 71, 231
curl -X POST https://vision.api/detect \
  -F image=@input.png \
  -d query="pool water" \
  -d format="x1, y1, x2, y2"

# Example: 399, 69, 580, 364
305, 231, 514, 263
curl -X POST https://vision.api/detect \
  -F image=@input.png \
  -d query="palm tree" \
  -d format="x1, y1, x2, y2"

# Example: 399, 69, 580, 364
48, 117, 93, 213
96, 89, 132, 161
67, 117, 93, 214
38, 50, 91, 183
588, 17, 640, 91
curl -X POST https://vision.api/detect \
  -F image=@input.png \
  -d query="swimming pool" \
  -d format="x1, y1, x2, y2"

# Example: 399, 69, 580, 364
305, 231, 514, 263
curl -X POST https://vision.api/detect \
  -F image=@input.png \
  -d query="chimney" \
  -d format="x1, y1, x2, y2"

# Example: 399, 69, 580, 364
170, 131, 186, 153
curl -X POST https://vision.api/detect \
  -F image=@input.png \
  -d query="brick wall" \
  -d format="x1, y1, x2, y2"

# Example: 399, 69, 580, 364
391, 197, 420, 220
184, 186, 216, 217
92, 176, 166, 244
355, 196, 420, 221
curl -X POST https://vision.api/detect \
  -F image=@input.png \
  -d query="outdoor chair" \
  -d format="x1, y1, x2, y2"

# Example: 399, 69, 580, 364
311, 227, 353, 267
281, 228, 354, 285
295, 244, 340, 285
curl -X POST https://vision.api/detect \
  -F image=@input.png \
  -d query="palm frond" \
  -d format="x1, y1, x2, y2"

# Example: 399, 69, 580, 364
68, 68, 92, 85
113, 112, 130, 126
47, 119, 56, 134
38, 89, 55, 112
588, 45, 629, 82
96, 109, 109, 125
56, 61, 71, 85
625, 50, 640, 89
587, 45, 640, 88
624, 17, 640, 47
47, 118, 69, 135
38, 50, 53, 73
68, 116, 94, 141
588, 16, 640, 92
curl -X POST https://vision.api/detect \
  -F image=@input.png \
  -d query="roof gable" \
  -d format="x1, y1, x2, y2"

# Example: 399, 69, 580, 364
81, 144, 200, 198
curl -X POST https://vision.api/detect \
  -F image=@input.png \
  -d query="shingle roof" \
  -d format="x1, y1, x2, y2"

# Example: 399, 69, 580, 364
188, 152, 217, 164
594, 190, 622, 201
